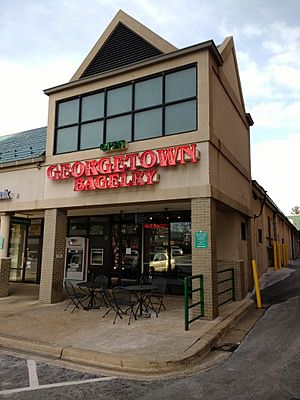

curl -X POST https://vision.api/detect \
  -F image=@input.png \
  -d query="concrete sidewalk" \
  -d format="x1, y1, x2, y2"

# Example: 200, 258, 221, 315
0, 282, 256, 376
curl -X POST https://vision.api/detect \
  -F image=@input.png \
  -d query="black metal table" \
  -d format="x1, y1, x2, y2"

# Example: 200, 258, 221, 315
78, 281, 103, 310
120, 284, 158, 317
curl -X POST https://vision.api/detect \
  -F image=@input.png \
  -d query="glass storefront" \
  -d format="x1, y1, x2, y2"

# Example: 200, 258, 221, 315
9, 218, 43, 283
68, 210, 192, 292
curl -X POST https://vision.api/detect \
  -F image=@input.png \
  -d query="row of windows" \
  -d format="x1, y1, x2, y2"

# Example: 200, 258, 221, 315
55, 65, 197, 154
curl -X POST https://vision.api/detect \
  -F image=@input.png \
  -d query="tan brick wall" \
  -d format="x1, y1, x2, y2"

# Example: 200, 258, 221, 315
39, 209, 67, 304
0, 258, 11, 297
191, 197, 218, 320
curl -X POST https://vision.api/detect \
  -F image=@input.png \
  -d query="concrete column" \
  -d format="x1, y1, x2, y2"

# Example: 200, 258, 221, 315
0, 214, 11, 258
0, 258, 11, 297
191, 197, 218, 320
39, 208, 67, 304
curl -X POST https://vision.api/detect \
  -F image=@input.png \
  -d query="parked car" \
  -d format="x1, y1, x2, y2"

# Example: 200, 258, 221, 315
149, 252, 175, 272
171, 246, 183, 256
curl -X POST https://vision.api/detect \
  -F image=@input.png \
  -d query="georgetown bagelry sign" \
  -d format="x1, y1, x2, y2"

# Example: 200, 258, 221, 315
46, 143, 200, 192
0, 189, 12, 199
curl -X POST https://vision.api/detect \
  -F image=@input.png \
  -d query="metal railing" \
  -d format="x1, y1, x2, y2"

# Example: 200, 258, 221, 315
217, 268, 235, 306
184, 274, 204, 331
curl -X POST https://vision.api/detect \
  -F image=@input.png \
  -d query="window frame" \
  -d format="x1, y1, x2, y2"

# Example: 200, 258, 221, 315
54, 63, 197, 155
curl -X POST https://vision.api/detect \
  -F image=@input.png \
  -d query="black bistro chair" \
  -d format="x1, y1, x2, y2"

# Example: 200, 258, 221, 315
145, 277, 167, 316
64, 279, 88, 313
102, 287, 138, 325
93, 275, 109, 307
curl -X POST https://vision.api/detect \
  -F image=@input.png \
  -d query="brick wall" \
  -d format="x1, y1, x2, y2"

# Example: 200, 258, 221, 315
191, 198, 218, 320
0, 258, 11, 297
39, 209, 67, 304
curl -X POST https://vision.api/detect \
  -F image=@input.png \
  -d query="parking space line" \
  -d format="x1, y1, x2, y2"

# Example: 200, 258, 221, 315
27, 359, 39, 388
0, 376, 116, 395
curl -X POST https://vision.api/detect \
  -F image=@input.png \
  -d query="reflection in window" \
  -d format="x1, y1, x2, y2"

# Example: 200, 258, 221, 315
68, 218, 88, 236
81, 92, 104, 121
56, 126, 78, 153
57, 99, 79, 126
135, 77, 162, 109
134, 108, 162, 140
165, 100, 196, 135
107, 85, 132, 116
106, 115, 131, 142
80, 121, 103, 150
165, 67, 196, 102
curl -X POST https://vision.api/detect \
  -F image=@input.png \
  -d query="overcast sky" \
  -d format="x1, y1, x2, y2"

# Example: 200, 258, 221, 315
0, 0, 299, 215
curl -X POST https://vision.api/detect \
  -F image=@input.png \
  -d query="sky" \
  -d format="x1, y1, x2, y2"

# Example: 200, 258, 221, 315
0, 0, 300, 215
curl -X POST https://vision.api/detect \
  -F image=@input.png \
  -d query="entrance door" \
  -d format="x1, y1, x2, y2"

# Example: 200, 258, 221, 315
111, 224, 141, 286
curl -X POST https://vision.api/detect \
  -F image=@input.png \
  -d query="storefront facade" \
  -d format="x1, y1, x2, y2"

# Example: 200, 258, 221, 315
0, 11, 297, 320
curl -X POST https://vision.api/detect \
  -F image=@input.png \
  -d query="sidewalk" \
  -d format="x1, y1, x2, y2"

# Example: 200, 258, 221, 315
0, 283, 256, 376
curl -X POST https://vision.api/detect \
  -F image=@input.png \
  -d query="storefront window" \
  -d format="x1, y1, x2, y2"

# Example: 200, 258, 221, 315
68, 218, 88, 236
54, 64, 197, 154
9, 223, 27, 282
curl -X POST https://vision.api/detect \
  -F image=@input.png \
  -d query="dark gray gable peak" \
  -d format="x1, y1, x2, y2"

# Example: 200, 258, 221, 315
80, 22, 163, 78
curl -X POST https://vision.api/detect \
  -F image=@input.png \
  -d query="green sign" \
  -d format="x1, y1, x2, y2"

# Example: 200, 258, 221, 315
195, 231, 208, 248
0, 236, 4, 250
100, 140, 127, 152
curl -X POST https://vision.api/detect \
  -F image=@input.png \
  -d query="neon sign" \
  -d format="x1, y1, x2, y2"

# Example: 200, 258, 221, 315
47, 144, 199, 192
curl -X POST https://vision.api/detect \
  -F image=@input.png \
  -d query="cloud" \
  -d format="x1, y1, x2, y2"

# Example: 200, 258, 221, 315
251, 134, 300, 215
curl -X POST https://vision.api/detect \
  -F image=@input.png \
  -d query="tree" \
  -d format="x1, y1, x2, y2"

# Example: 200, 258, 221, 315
291, 206, 300, 214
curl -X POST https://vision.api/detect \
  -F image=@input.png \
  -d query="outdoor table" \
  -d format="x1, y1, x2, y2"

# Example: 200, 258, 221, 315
77, 281, 102, 310
120, 284, 158, 317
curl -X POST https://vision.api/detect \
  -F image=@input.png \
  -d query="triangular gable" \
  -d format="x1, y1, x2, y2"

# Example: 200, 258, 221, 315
71, 10, 177, 81
218, 37, 245, 109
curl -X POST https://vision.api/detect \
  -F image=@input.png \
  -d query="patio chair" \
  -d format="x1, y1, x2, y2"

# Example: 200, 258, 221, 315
64, 279, 88, 313
93, 275, 109, 307
102, 287, 138, 325
145, 277, 167, 316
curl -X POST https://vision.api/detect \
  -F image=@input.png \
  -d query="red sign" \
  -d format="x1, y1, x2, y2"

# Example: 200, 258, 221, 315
47, 144, 199, 192
144, 224, 168, 229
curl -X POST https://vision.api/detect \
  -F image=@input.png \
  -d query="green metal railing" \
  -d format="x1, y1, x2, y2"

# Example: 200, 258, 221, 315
217, 268, 235, 306
184, 274, 204, 331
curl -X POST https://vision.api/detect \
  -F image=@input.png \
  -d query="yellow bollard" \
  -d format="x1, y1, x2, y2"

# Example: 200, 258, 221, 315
277, 243, 282, 269
273, 241, 278, 271
252, 260, 262, 309
285, 244, 288, 267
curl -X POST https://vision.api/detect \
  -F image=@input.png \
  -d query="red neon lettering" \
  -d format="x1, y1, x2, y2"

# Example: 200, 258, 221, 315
113, 155, 126, 173
157, 147, 179, 167
47, 165, 61, 180
73, 177, 85, 191
60, 163, 71, 179
139, 150, 157, 169
94, 175, 108, 189
178, 144, 198, 164
120, 173, 131, 187
131, 171, 145, 186
144, 169, 157, 185
71, 162, 85, 178
96, 158, 112, 174
125, 153, 138, 171
84, 176, 96, 191
108, 174, 120, 188
85, 160, 98, 176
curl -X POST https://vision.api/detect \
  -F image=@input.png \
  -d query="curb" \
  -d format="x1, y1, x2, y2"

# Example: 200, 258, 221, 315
0, 298, 255, 375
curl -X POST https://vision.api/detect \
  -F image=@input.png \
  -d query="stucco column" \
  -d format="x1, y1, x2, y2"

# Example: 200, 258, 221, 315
0, 214, 11, 258
39, 208, 67, 304
191, 198, 218, 320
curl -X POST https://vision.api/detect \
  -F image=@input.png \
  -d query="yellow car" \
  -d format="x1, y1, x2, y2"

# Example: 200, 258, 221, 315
149, 253, 175, 272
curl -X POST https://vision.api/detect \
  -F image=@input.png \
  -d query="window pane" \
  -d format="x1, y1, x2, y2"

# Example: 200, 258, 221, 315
81, 92, 104, 121
106, 115, 131, 142
134, 108, 162, 140
57, 99, 79, 126
69, 218, 88, 236
135, 77, 162, 109
165, 67, 196, 102
165, 100, 196, 135
56, 126, 78, 153
107, 85, 132, 116
80, 121, 103, 150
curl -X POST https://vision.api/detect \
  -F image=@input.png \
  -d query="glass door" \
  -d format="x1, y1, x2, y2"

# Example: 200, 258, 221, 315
112, 223, 141, 286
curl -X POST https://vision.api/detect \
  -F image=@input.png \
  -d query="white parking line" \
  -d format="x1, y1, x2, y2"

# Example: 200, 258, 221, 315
0, 376, 116, 395
27, 359, 39, 388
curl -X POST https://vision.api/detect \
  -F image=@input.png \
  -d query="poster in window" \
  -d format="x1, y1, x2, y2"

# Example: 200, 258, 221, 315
90, 248, 104, 265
